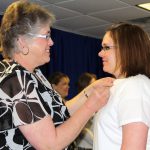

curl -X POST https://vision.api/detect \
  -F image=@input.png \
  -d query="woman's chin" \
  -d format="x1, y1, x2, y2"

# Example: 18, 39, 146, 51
45, 57, 50, 63
103, 67, 110, 73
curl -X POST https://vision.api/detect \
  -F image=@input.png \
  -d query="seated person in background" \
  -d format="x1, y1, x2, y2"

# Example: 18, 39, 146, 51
77, 73, 97, 93
76, 72, 97, 150
48, 72, 70, 101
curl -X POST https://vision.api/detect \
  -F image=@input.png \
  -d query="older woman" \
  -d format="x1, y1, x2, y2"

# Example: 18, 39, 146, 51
0, 1, 113, 150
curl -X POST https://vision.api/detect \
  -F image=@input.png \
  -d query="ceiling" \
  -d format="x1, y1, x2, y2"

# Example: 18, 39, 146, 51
0, 0, 150, 39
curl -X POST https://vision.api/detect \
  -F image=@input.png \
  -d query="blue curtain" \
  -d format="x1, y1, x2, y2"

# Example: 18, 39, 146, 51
40, 28, 108, 99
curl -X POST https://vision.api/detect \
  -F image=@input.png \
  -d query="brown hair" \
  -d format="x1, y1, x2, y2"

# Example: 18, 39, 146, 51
0, 0, 55, 58
77, 72, 97, 93
106, 23, 150, 78
48, 72, 69, 85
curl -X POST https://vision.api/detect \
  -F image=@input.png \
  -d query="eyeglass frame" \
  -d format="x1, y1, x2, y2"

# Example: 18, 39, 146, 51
27, 33, 51, 40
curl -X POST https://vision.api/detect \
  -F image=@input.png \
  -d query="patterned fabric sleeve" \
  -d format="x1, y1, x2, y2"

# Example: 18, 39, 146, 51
0, 69, 48, 130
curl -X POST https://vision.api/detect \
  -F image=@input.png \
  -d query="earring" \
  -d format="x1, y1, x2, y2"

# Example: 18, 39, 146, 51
22, 47, 29, 55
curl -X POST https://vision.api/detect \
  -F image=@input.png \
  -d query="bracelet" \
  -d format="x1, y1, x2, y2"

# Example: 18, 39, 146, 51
84, 90, 89, 98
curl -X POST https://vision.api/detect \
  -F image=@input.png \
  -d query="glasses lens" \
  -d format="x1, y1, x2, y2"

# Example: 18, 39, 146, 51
102, 46, 110, 51
46, 34, 51, 39
102, 46, 116, 51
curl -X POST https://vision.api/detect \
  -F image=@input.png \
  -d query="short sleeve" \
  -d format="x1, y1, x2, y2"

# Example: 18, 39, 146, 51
118, 75, 150, 127
0, 69, 48, 130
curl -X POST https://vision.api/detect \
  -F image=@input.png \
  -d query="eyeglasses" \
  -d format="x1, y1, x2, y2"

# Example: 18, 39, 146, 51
101, 45, 116, 51
27, 33, 51, 40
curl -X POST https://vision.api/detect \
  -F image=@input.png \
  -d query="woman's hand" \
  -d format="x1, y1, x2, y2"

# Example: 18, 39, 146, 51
66, 77, 115, 115
85, 77, 114, 96
84, 77, 115, 112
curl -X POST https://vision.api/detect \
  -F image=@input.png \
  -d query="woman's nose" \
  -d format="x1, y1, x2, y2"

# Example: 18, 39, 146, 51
98, 49, 104, 57
48, 38, 54, 46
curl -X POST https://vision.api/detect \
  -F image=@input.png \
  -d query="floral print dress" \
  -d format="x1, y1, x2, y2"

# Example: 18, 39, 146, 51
0, 60, 73, 150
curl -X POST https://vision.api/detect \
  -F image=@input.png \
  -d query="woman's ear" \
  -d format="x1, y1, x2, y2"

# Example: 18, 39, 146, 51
17, 36, 30, 55
17, 36, 26, 49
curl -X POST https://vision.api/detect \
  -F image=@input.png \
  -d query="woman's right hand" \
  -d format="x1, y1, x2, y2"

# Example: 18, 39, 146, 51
84, 77, 114, 113
66, 77, 114, 115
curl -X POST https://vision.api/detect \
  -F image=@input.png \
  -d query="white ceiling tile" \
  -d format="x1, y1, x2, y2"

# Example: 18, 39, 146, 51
78, 24, 112, 39
54, 15, 109, 30
0, 0, 149, 38
127, 17, 150, 29
45, 5, 81, 20
30, 0, 51, 6
42, 0, 70, 4
120, 0, 150, 5
90, 6, 150, 22
56, 0, 128, 14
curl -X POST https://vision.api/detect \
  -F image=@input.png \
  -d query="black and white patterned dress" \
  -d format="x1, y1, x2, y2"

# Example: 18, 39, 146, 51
0, 60, 74, 150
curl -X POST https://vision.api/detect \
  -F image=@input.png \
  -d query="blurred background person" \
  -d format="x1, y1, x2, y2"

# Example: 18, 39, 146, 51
76, 72, 97, 150
77, 73, 97, 93
48, 72, 70, 101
